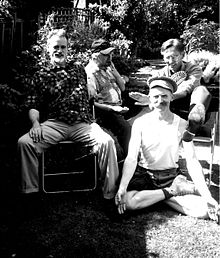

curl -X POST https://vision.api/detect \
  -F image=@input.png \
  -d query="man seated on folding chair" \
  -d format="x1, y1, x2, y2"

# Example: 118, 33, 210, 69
115, 76, 219, 223
17, 29, 119, 200
85, 39, 131, 158
129, 38, 212, 142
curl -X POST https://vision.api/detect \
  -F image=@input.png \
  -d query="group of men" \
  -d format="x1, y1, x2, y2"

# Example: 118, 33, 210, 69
17, 29, 219, 222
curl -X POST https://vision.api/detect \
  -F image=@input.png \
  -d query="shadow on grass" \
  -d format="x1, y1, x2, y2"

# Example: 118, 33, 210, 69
0, 190, 177, 258
0, 141, 172, 258
0, 143, 219, 258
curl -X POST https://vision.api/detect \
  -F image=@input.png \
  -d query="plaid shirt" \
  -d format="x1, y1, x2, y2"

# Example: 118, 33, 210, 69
25, 60, 93, 125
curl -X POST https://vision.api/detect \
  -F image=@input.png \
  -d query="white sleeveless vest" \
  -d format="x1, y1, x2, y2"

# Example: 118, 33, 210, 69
138, 114, 183, 170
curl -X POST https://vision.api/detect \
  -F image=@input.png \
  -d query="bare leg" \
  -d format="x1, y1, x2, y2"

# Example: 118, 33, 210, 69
126, 189, 166, 210
165, 195, 209, 219
183, 86, 212, 141
125, 190, 210, 219
190, 86, 212, 111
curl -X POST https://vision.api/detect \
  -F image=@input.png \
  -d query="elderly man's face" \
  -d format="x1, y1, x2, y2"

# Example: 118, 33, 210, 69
47, 35, 68, 66
149, 87, 173, 111
162, 46, 184, 73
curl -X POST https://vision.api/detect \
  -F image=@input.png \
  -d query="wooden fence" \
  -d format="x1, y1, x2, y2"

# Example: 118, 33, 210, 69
0, 7, 94, 62
0, 16, 24, 58
38, 7, 94, 28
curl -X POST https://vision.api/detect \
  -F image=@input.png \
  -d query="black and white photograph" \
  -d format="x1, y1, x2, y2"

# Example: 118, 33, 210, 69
0, 0, 219, 257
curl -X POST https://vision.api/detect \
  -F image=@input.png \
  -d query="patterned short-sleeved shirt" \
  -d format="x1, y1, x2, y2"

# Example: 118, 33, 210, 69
153, 61, 202, 94
25, 60, 93, 125
85, 60, 122, 105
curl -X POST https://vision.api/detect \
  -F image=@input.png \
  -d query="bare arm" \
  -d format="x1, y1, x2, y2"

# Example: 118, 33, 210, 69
109, 62, 125, 91
94, 102, 129, 113
154, 63, 202, 100
28, 109, 43, 142
179, 64, 202, 91
86, 73, 98, 100
29, 108, 39, 124
182, 141, 217, 210
115, 120, 142, 213
87, 68, 128, 113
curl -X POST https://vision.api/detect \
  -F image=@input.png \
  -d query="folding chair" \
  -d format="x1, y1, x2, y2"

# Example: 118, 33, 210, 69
40, 141, 98, 193
193, 111, 219, 186
39, 98, 98, 193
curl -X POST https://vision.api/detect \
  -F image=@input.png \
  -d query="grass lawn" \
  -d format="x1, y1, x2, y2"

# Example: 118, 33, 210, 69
0, 141, 219, 258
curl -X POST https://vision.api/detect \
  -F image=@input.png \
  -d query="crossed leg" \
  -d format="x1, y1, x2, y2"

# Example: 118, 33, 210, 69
165, 195, 209, 219
125, 190, 210, 219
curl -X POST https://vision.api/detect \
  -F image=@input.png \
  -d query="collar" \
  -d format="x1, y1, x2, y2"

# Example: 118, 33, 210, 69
166, 61, 186, 75
180, 61, 186, 71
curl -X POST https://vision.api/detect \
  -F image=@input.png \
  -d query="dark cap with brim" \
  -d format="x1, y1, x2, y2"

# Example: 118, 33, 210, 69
91, 39, 115, 54
148, 76, 177, 93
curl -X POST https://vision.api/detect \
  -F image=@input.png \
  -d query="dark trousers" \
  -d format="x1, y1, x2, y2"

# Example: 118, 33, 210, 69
95, 107, 131, 157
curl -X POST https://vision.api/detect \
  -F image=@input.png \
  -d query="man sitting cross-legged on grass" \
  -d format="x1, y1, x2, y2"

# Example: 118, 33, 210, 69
115, 76, 219, 222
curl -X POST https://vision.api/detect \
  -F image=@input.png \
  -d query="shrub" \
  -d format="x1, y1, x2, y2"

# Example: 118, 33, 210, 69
187, 50, 220, 85
181, 19, 219, 54
0, 0, 15, 19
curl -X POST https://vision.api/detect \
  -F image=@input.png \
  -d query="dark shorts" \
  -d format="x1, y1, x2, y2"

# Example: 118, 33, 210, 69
127, 165, 184, 191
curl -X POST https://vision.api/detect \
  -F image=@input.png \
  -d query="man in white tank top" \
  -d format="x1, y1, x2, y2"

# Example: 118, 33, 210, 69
115, 76, 219, 222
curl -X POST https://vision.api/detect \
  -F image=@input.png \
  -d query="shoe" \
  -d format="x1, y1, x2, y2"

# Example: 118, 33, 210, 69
189, 103, 206, 124
182, 103, 206, 142
188, 103, 206, 132
207, 204, 220, 224
182, 129, 196, 142
169, 175, 196, 196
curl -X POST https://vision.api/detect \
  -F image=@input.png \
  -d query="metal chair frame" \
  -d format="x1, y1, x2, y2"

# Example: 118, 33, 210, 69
40, 141, 98, 193
193, 111, 219, 186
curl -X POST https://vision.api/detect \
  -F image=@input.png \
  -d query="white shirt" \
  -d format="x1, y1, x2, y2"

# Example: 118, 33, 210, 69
129, 113, 187, 170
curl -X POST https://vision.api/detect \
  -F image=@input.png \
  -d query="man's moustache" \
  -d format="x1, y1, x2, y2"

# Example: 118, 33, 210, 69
159, 101, 168, 106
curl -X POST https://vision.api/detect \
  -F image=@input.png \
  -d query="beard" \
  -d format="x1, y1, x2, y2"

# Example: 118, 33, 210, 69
52, 54, 66, 66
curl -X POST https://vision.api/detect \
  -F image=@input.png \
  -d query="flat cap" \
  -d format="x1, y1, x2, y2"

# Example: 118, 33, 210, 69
148, 76, 177, 93
91, 39, 115, 55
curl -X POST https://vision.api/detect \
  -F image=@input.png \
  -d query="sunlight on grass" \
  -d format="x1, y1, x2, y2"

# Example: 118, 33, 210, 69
144, 213, 220, 257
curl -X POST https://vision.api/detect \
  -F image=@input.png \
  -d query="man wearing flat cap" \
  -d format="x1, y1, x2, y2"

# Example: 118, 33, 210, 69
115, 76, 219, 222
85, 39, 131, 158
130, 39, 212, 142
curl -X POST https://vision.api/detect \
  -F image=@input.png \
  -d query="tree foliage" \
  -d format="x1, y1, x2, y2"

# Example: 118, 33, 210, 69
88, 0, 219, 58
181, 19, 219, 54
180, 4, 219, 54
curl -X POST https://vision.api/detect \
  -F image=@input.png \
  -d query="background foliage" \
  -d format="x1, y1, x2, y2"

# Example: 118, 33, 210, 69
0, 0, 219, 140
89, 0, 219, 58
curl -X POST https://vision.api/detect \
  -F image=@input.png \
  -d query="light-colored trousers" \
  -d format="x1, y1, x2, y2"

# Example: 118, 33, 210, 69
17, 120, 119, 199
